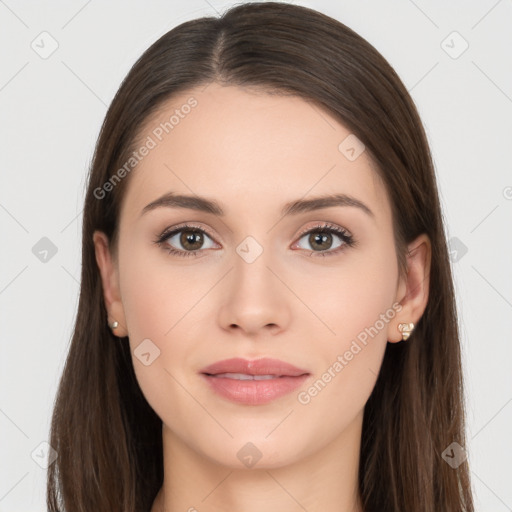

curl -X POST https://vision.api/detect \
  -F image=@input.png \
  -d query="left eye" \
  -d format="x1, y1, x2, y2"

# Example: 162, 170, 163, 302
293, 225, 354, 255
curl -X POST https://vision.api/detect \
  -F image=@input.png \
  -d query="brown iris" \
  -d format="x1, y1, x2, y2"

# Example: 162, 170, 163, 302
180, 230, 204, 251
308, 232, 333, 251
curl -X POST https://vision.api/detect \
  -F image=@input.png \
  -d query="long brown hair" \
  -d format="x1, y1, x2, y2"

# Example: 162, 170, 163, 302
47, 2, 473, 511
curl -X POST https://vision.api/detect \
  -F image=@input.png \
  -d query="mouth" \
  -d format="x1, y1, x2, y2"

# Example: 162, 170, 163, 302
205, 372, 289, 380
199, 358, 310, 405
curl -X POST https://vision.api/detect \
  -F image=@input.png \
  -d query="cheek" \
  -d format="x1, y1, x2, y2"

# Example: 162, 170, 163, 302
117, 241, 223, 362
117, 247, 205, 421
119, 244, 204, 340
299, 240, 399, 406
303, 239, 399, 346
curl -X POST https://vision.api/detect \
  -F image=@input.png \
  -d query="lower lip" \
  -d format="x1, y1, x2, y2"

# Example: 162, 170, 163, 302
200, 374, 310, 405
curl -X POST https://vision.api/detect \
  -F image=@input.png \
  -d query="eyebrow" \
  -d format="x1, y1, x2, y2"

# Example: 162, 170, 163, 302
140, 192, 374, 219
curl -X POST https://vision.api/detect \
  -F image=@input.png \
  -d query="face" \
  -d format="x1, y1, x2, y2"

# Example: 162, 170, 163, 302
97, 83, 412, 469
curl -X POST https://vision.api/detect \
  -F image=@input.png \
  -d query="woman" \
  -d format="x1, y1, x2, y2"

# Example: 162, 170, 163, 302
47, 2, 474, 511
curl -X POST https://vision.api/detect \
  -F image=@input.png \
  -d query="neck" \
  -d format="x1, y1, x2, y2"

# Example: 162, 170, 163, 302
151, 411, 364, 512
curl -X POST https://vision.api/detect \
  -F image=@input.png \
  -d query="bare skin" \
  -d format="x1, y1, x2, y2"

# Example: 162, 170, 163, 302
93, 83, 431, 512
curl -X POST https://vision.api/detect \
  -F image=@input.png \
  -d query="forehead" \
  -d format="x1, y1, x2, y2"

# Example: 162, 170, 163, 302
120, 83, 390, 225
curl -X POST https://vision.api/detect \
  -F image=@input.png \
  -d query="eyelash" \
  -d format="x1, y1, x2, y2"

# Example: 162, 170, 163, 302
154, 222, 355, 258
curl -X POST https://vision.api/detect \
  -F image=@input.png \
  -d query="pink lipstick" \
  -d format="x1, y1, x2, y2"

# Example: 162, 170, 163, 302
199, 357, 310, 405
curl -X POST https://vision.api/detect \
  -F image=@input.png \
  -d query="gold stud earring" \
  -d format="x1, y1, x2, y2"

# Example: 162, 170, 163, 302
109, 320, 119, 330
398, 322, 415, 340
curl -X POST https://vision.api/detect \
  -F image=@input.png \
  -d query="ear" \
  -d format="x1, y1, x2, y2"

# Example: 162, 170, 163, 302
92, 230, 128, 337
387, 233, 431, 343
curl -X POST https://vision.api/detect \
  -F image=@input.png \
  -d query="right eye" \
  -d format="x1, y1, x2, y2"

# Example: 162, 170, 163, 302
155, 224, 218, 257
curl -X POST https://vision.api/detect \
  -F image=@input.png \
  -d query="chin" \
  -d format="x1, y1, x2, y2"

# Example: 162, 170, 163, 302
190, 429, 311, 470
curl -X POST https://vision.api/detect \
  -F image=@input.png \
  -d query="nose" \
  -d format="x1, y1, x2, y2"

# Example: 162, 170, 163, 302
217, 246, 291, 336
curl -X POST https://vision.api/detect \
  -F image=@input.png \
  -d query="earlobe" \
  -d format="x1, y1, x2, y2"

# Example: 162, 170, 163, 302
92, 231, 128, 337
387, 233, 431, 343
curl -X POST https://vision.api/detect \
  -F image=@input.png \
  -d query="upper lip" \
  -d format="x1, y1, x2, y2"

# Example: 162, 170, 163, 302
200, 357, 309, 377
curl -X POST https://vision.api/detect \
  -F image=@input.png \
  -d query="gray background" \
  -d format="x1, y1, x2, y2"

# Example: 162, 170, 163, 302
1, 0, 511, 510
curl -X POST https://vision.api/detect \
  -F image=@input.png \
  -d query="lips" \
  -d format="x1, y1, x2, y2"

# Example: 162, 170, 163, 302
199, 357, 310, 405
200, 357, 309, 378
